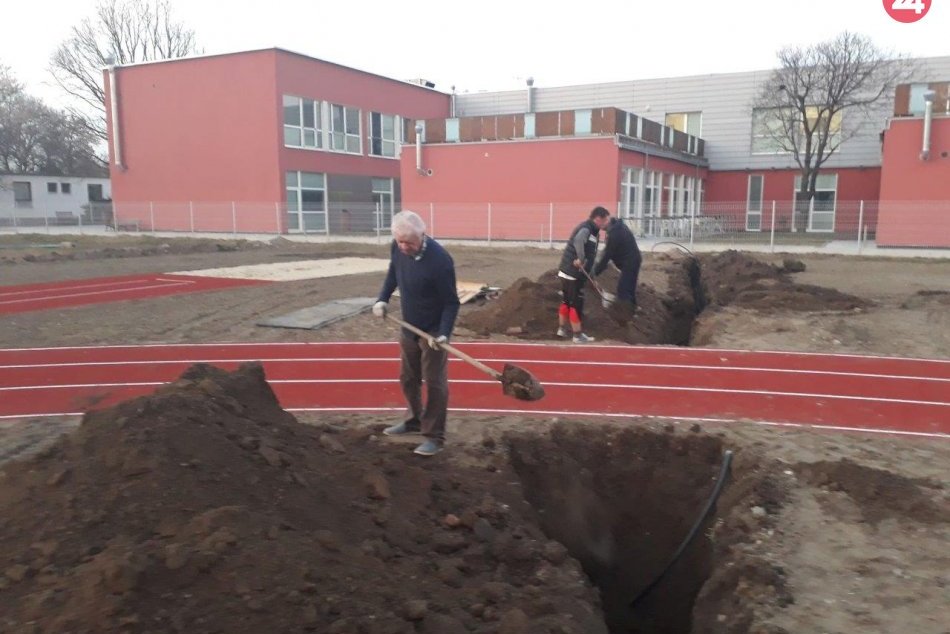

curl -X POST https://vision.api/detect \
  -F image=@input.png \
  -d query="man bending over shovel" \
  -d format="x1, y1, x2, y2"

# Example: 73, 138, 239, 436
372, 210, 460, 456
593, 217, 642, 309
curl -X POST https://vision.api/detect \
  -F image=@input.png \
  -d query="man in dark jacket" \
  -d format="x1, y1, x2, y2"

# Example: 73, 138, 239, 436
372, 210, 460, 456
593, 217, 642, 307
556, 206, 611, 343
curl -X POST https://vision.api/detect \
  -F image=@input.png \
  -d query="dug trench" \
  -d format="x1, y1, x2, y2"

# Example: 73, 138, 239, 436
458, 250, 868, 346
0, 362, 805, 634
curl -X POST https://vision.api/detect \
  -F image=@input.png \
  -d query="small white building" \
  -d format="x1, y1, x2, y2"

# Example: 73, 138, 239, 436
0, 174, 112, 227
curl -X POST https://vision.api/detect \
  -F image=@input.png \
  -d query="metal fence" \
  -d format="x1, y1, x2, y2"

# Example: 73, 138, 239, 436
2, 199, 948, 251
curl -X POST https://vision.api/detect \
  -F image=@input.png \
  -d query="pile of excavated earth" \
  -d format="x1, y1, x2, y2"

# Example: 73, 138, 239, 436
0, 361, 812, 633
459, 250, 866, 345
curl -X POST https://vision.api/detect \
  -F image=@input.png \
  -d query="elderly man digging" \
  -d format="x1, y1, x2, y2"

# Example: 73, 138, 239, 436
372, 210, 460, 456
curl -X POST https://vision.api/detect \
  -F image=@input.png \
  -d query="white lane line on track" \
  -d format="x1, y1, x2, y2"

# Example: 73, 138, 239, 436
0, 280, 196, 305
0, 278, 157, 298
1, 342, 948, 365
2, 378, 948, 407
2, 357, 948, 383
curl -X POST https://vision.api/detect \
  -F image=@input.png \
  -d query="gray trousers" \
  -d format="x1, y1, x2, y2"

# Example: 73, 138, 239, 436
398, 331, 449, 441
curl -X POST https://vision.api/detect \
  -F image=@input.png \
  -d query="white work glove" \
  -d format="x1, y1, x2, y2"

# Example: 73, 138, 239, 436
372, 301, 388, 318
428, 335, 448, 350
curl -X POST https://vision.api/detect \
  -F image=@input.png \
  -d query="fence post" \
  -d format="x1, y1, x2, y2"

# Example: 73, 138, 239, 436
375, 201, 382, 243
769, 201, 776, 253
807, 197, 814, 233
429, 203, 435, 238
548, 203, 554, 249
149, 202, 155, 232
78, 209, 84, 235
688, 197, 695, 249
487, 203, 492, 245
857, 200, 865, 254
274, 202, 281, 235
189, 202, 195, 233
44, 207, 49, 234
11, 204, 17, 233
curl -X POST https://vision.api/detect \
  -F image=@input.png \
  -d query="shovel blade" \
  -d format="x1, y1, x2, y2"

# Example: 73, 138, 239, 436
500, 364, 545, 401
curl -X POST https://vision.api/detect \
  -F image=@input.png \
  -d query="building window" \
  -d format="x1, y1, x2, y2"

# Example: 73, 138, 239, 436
61, 183, 71, 194
908, 83, 930, 116
330, 104, 361, 154
445, 118, 459, 142
88, 184, 105, 201
575, 109, 592, 135
665, 174, 676, 216
47, 182, 58, 193
370, 112, 398, 157
372, 177, 395, 230
285, 171, 327, 232
13, 181, 32, 207
524, 113, 535, 139
621, 168, 642, 221
794, 173, 837, 232
665, 111, 702, 136
747, 174, 764, 231
751, 108, 789, 154
283, 95, 322, 149
643, 172, 660, 217
752, 107, 842, 154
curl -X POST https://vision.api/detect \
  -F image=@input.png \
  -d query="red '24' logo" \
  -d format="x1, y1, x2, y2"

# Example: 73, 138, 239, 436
884, 0, 931, 22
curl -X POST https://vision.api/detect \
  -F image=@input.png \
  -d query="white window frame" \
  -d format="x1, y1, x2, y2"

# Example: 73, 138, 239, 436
665, 173, 676, 216
369, 112, 399, 158
746, 174, 764, 231
794, 173, 838, 233
621, 167, 643, 221
575, 109, 592, 135
330, 104, 362, 155
13, 181, 32, 208
752, 106, 842, 155
665, 111, 702, 136
283, 95, 323, 150
372, 177, 395, 233
285, 171, 329, 234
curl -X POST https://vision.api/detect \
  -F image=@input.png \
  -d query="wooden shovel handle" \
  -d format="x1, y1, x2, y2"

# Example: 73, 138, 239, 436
387, 315, 502, 380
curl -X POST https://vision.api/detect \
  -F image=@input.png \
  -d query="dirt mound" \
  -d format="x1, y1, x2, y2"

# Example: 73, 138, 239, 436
796, 459, 949, 524
459, 257, 700, 345
699, 250, 867, 312
0, 364, 605, 633
0, 237, 264, 265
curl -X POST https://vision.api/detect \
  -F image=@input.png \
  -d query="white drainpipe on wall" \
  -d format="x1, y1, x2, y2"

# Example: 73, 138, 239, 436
415, 122, 431, 176
526, 77, 534, 113
450, 85, 456, 118
920, 90, 935, 161
108, 64, 124, 170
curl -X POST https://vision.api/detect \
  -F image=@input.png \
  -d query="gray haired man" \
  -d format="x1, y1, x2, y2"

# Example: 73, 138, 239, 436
372, 211, 460, 456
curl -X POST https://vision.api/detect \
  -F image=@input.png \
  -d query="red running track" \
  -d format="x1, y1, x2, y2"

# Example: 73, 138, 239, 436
0, 274, 270, 314
1, 342, 947, 438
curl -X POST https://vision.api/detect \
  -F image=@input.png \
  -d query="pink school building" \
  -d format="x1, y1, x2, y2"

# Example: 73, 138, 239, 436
105, 49, 950, 247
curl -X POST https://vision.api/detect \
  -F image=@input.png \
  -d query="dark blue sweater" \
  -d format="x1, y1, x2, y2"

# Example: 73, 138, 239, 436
378, 237, 460, 338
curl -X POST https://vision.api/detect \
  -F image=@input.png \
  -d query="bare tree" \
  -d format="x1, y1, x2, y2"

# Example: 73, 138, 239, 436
49, 0, 200, 146
0, 64, 102, 176
753, 32, 914, 229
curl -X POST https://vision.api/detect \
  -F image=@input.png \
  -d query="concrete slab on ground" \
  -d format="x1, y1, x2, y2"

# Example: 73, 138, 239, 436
257, 297, 376, 330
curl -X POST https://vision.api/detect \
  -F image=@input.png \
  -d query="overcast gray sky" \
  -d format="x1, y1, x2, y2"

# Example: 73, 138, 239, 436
2, 0, 947, 105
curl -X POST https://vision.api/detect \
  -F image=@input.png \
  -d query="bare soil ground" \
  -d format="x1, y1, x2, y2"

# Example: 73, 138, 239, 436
1, 235, 949, 633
